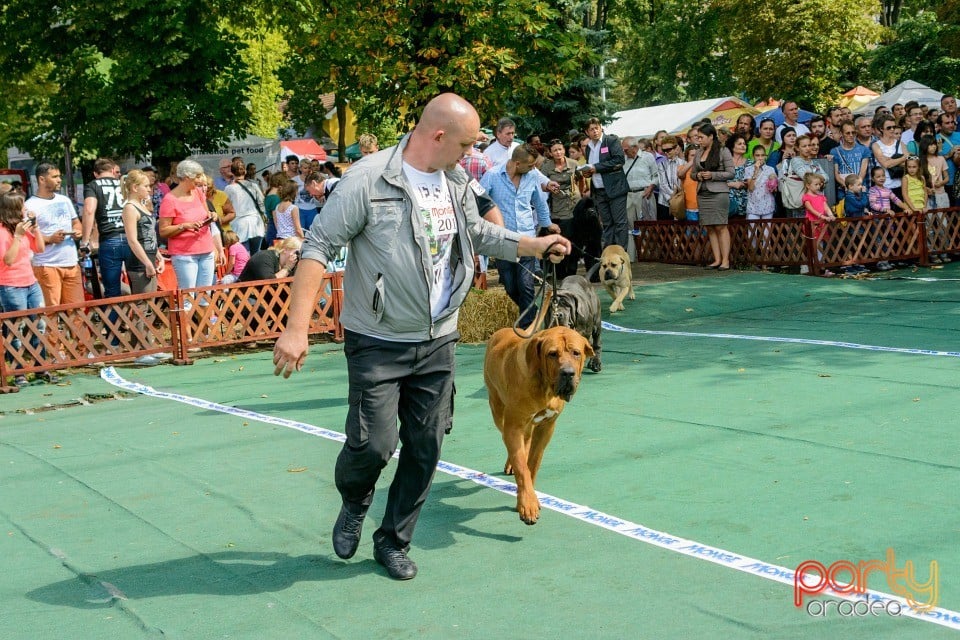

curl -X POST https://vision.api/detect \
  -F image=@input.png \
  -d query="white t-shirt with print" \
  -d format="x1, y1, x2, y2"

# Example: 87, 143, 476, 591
402, 162, 457, 319
26, 194, 80, 267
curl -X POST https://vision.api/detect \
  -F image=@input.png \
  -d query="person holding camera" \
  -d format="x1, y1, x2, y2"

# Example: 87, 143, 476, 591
234, 236, 302, 335
541, 138, 581, 279
578, 118, 629, 251
238, 236, 301, 282
1, 192, 58, 386
25, 163, 84, 311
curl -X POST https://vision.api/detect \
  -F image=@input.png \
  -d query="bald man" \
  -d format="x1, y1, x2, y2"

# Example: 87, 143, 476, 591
273, 93, 570, 580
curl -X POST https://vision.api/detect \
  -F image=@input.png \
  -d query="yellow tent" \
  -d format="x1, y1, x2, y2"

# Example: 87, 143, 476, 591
839, 86, 879, 112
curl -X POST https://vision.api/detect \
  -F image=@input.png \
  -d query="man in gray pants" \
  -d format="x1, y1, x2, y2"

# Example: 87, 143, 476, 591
273, 93, 570, 580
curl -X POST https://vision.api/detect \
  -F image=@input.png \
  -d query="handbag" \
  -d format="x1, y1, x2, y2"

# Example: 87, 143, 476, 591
888, 140, 904, 179
237, 180, 267, 224
779, 165, 805, 209
669, 184, 686, 220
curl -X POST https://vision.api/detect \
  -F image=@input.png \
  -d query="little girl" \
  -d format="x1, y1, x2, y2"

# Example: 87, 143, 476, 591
901, 156, 929, 214
868, 166, 907, 215
0, 192, 55, 386
918, 135, 952, 263
801, 173, 836, 276
220, 230, 250, 284
744, 146, 777, 220
676, 146, 700, 222
919, 135, 949, 210
273, 182, 303, 241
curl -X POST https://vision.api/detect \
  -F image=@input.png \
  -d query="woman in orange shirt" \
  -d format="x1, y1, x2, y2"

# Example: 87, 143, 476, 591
677, 145, 701, 222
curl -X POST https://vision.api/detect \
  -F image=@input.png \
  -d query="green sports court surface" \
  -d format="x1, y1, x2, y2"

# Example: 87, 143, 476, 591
2, 266, 959, 639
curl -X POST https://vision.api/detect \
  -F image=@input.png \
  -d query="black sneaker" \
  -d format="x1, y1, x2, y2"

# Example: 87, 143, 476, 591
332, 501, 367, 559
39, 372, 61, 384
373, 531, 418, 580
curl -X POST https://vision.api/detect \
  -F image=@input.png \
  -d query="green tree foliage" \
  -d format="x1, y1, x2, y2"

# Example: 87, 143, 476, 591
0, 0, 253, 163
611, 0, 736, 107
868, 7, 960, 92
715, 0, 882, 111
231, 25, 291, 139
281, 0, 595, 139
0, 65, 58, 163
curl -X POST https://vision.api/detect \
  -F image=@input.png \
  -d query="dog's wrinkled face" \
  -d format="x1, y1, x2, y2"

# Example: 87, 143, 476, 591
550, 296, 576, 330
601, 254, 625, 283
533, 327, 594, 401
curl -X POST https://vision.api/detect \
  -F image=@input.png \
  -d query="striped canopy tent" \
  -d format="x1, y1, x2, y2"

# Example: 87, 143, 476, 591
606, 97, 759, 139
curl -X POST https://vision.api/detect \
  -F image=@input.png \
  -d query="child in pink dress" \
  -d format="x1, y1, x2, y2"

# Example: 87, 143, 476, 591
220, 230, 251, 284
801, 172, 837, 276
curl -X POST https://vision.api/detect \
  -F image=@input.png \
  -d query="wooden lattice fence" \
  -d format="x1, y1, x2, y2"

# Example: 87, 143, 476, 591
1, 273, 342, 393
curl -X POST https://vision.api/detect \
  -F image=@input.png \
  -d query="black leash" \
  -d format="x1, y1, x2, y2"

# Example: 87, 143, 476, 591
511, 241, 563, 338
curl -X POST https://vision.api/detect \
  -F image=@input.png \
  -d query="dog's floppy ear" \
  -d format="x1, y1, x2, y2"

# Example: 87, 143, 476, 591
525, 334, 546, 389
580, 335, 595, 358
564, 293, 579, 323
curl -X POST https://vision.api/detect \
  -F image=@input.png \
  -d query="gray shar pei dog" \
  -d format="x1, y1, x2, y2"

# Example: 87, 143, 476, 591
546, 274, 602, 373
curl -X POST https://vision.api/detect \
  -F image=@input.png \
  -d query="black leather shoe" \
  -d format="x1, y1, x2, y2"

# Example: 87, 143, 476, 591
332, 502, 367, 559
373, 533, 418, 580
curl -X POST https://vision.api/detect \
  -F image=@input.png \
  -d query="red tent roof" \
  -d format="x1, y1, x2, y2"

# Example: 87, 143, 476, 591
843, 85, 879, 97
281, 139, 327, 161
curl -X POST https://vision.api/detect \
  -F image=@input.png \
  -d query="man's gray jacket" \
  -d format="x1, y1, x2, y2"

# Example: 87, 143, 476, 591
301, 135, 522, 342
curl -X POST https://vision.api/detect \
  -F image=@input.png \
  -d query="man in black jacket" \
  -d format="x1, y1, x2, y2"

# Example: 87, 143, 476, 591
578, 118, 629, 250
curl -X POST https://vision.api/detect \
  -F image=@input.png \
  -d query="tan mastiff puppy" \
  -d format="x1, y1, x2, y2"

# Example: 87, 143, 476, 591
484, 326, 593, 525
599, 244, 635, 312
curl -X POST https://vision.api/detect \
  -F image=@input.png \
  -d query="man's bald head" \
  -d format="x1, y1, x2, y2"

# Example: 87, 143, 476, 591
407, 93, 482, 172
418, 93, 480, 138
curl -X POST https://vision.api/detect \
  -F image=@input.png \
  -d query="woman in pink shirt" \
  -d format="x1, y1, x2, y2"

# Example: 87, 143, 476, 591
158, 160, 217, 292
1, 192, 56, 386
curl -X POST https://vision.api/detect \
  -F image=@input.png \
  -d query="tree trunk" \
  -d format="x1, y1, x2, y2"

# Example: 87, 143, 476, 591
881, 0, 903, 27
336, 96, 347, 161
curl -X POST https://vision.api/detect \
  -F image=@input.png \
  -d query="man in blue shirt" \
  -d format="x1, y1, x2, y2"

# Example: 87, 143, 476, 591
830, 122, 871, 200
480, 143, 560, 327
937, 112, 960, 205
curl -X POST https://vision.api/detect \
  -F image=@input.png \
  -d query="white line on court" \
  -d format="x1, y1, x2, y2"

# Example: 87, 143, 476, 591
603, 321, 960, 358
100, 367, 960, 631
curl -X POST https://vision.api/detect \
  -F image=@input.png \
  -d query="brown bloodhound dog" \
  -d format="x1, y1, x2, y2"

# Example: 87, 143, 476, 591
483, 325, 593, 525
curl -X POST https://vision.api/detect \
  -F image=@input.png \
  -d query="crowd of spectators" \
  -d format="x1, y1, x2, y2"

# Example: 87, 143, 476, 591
6, 95, 960, 384
1, 143, 357, 385
496, 95, 960, 274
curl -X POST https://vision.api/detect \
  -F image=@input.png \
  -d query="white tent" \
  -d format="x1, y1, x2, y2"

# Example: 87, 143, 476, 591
852, 80, 943, 115
606, 97, 758, 138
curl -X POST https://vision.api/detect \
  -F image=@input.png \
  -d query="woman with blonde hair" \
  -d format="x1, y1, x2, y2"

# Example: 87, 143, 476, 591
121, 169, 164, 294
203, 176, 236, 232
238, 236, 301, 282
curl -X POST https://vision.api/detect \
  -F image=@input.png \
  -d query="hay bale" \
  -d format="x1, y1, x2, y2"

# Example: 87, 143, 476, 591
457, 287, 518, 343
